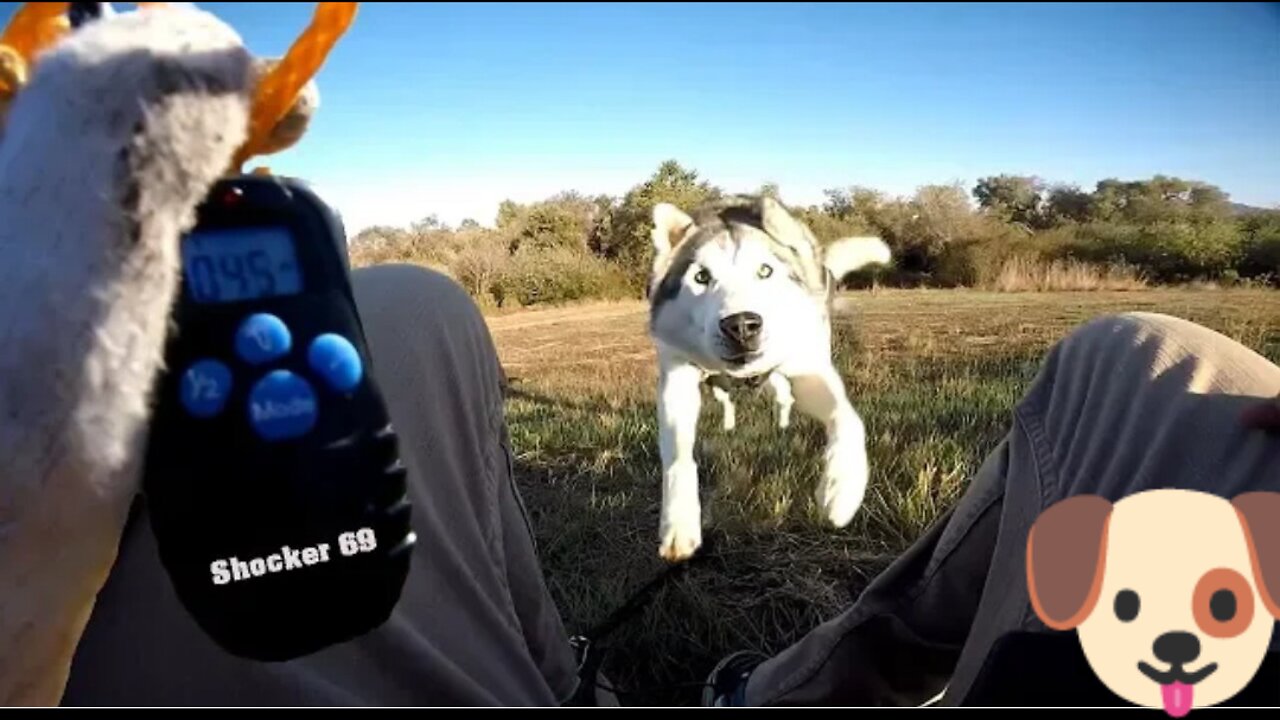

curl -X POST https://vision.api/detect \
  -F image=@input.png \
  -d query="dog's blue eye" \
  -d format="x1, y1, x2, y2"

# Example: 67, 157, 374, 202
694, 268, 711, 285
758, 264, 773, 279
1115, 590, 1140, 622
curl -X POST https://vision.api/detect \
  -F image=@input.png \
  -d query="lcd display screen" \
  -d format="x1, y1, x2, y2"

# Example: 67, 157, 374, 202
182, 226, 303, 304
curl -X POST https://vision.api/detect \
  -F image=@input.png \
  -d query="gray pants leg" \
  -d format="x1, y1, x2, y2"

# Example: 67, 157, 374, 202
744, 311, 1280, 706
61, 264, 581, 706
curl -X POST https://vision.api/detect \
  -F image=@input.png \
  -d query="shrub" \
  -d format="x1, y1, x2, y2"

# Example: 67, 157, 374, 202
592, 160, 721, 289
928, 219, 1035, 287
448, 230, 511, 301
1062, 220, 1244, 282
492, 247, 633, 307
348, 226, 434, 268
1239, 213, 1280, 285
792, 206, 876, 244
988, 256, 1147, 292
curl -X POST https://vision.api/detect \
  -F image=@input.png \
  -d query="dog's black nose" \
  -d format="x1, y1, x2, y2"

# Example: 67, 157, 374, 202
1153, 632, 1200, 666
720, 312, 763, 352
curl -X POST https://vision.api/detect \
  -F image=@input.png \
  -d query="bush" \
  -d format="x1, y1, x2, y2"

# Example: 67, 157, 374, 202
492, 247, 633, 307
348, 226, 436, 269
348, 224, 496, 269
502, 193, 603, 255
1062, 220, 1243, 282
791, 206, 875, 244
448, 231, 511, 301
988, 256, 1146, 292
592, 160, 721, 289
1239, 213, 1280, 285
926, 219, 1032, 287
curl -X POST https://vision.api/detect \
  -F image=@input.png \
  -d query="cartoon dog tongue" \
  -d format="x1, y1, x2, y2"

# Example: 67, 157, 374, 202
1162, 682, 1193, 717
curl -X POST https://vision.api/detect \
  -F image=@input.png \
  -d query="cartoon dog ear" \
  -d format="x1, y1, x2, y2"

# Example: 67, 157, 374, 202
651, 203, 695, 257
1027, 494, 1113, 630
1232, 491, 1280, 620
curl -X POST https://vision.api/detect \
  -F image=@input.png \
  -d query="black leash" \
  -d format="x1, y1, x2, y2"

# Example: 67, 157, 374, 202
565, 543, 717, 706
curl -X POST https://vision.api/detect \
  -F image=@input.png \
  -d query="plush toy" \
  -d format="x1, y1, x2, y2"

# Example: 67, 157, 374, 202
0, 1, 348, 169
0, 2, 355, 705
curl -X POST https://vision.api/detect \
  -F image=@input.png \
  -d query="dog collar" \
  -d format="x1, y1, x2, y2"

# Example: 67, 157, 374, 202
705, 369, 776, 391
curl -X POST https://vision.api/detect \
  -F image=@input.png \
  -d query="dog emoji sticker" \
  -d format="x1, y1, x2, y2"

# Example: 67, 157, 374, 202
1026, 489, 1280, 716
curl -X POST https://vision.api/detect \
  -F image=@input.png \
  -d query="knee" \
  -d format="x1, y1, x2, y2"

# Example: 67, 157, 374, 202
348, 262, 507, 415
1026, 311, 1269, 424
351, 263, 486, 337
1055, 311, 1232, 373
1040, 312, 1166, 385
349, 262, 500, 376
352, 263, 476, 316
1066, 311, 1192, 345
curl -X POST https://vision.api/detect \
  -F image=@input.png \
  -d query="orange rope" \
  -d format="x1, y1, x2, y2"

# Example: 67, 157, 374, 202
0, 2, 70, 93
0, 2, 356, 167
233, 2, 358, 168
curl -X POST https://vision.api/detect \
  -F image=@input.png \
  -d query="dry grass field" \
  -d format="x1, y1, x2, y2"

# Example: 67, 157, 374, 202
486, 288, 1280, 705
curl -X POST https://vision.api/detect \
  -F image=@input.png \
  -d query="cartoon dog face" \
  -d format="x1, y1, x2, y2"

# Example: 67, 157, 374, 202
1027, 489, 1280, 716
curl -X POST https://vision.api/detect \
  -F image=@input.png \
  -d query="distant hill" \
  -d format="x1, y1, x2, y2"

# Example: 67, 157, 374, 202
1231, 202, 1278, 216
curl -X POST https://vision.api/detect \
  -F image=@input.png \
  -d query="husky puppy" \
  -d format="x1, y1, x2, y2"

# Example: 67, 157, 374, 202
646, 195, 891, 562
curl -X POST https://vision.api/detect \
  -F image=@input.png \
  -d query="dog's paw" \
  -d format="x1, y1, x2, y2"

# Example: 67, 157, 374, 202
817, 444, 868, 528
659, 524, 701, 562
722, 413, 736, 431
778, 405, 792, 429
658, 512, 702, 562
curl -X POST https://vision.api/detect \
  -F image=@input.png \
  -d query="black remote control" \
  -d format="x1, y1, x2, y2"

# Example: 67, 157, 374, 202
140, 174, 415, 662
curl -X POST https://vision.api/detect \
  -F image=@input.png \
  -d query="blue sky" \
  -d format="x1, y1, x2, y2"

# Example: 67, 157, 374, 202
9, 2, 1280, 233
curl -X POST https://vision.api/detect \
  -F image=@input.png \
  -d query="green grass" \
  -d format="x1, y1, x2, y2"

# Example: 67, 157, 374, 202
489, 289, 1280, 706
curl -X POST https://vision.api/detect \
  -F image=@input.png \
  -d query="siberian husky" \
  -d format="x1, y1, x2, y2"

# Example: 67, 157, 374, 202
646, 195, 891, 562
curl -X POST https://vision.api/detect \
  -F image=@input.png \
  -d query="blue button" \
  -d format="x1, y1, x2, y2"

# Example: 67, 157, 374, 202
235, 314, 292, 365
248, 370, 318, 441
308, 333, 364, 393
180, 359, 232, 418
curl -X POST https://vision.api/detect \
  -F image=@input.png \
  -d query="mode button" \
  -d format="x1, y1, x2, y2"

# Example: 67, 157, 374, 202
248, 370, 318, 441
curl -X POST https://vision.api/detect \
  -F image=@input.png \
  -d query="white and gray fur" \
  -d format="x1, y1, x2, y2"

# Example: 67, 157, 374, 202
646, 195, 891, 562
0, 7, 253, 703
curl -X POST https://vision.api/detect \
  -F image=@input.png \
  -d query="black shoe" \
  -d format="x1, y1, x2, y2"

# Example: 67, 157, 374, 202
701, 651, 766, 707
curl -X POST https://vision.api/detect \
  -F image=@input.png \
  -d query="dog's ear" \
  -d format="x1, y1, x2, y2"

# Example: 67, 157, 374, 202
1232, 491, 1280, 619
1027, 494, 1113, 630
759, 196, 808, 248
760, 196, 827, 289
652, 203, 695, 257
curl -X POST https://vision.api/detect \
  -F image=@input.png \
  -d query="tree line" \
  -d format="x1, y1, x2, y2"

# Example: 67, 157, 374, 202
349, 160, 1280, 306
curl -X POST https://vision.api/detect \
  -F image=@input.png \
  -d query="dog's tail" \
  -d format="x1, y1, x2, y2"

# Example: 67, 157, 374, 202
823, 236, 893, 280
